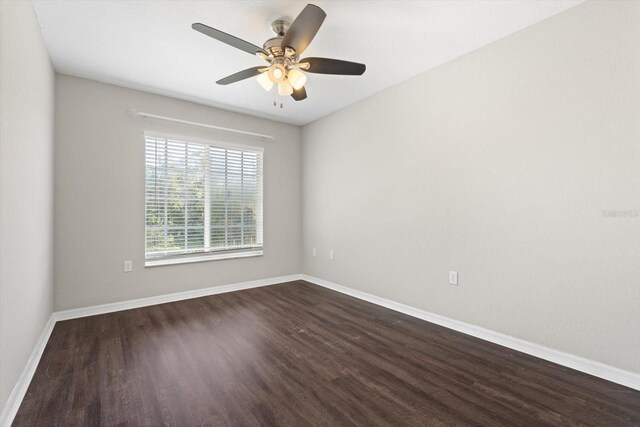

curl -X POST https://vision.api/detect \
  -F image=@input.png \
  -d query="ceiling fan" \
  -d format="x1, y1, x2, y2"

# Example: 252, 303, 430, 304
192, 3, 366, 102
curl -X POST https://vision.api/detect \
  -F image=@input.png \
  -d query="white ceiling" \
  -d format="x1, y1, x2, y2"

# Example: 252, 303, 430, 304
32, 0, 582, 126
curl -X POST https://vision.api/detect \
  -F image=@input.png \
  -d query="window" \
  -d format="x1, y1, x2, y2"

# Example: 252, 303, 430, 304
145, 135, 263, 266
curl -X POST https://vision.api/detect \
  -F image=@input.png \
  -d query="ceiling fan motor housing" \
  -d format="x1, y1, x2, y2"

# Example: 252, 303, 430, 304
263, 36, 284, 57
265, 19, 298, 58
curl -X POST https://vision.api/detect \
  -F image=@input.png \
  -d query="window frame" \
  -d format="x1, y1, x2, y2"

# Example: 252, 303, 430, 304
143, 131, 264, 267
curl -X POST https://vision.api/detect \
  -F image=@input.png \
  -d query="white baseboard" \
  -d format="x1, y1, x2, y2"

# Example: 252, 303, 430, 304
0, 315, 56, 427
300, 274, 640, 391
3, 272, 637, 427
54, 274, 303, 321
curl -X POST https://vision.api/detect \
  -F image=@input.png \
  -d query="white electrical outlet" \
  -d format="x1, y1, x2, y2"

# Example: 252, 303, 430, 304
449, 271, 458, 285
312, 247, 317, 257
329, 250, 334, 260
124, 260, 133, 272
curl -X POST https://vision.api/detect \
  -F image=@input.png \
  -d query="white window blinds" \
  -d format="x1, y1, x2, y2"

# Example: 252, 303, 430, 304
145, 135, 263, 262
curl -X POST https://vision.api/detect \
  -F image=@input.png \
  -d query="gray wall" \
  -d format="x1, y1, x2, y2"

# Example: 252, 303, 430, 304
54, 75, 302, 310
0, 0, 55, 411
302, 1, 640, 373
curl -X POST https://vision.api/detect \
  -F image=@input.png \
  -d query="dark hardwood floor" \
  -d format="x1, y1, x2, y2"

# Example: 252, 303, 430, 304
14, 280, 640, 426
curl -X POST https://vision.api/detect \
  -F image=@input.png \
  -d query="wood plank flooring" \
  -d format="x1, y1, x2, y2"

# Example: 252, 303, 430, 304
14, 280, 640, 426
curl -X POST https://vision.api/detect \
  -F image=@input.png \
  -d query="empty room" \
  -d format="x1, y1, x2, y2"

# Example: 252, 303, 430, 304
1, 0, 639, 425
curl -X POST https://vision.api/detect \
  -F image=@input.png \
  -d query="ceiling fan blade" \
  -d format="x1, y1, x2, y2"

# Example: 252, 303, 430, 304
281, 4, 326, 56
300, 57, 366, 75
216, 67, 263, 85
291, 86, 307, 101
192, 23, 264, 56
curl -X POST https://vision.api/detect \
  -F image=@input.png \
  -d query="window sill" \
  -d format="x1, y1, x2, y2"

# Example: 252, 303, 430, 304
145, 249, 263, 267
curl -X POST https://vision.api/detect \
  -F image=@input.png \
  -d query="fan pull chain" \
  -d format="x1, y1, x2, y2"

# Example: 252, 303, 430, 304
272, 93, 284, 109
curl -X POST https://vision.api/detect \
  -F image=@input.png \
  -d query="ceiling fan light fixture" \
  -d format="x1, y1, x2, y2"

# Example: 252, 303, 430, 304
287, 68, 307, 90
257, 71, 273, 91
268, 64, 286, 83
278, 79, 293, 96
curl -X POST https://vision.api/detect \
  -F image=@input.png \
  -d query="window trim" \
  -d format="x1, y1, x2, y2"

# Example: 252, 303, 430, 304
143, 131, 264, 267
145, 249, 263, 267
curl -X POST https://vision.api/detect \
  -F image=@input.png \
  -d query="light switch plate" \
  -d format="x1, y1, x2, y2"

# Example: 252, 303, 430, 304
124, 260, 133, 272
329, 250, 334, 260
